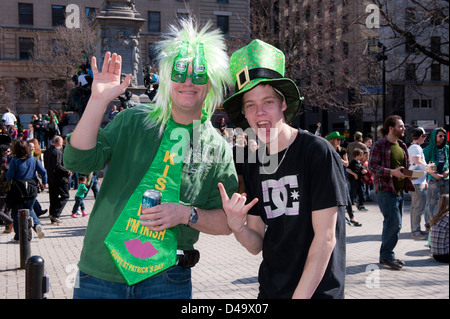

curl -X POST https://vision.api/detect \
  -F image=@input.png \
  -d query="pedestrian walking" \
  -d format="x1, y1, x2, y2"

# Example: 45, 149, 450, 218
5, 139, 47, 240
44, 136, 71, 224
71, 175, 89, 218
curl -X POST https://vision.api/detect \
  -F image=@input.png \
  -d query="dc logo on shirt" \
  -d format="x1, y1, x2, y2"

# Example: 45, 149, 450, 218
261, 175, 300, 219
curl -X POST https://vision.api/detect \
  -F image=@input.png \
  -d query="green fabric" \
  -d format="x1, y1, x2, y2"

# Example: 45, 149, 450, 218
104, 118, 189, 285
63, 105, 238, 283
423, 128, 449, 180
390, 142, 406, 193
75, 184, 88, 198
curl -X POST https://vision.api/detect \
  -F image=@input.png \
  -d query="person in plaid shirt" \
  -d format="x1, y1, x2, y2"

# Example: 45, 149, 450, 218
429, 194, 449, 263
369, 115, 414, 270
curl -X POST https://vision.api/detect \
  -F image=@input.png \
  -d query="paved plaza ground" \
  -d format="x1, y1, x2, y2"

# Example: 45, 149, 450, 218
1, 179, 448, 300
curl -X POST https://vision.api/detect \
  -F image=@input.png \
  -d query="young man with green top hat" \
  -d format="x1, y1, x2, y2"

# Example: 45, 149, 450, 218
64, 19, 238, 299
218, 39, 347, 299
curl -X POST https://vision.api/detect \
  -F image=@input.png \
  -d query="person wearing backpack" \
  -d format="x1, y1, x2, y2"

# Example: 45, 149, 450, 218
6, 139, 47, 241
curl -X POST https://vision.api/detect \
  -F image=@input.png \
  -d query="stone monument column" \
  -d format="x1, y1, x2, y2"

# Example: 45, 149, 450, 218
92, 0, 149, 105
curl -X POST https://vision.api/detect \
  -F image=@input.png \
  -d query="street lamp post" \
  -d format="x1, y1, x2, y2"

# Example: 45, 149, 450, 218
376, 42, 388, 119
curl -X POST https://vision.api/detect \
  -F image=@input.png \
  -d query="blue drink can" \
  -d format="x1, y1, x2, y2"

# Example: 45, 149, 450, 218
142, 189, 161, 208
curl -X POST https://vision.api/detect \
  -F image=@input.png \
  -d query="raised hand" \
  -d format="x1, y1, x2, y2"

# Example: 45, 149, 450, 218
69, 52, 132, 150
218, 182, 258, 233
90, 52, 132, 102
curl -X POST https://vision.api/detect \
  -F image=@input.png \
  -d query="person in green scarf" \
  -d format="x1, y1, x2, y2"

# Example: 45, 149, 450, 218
64, 18, 237, 299
424, 127, 449, 229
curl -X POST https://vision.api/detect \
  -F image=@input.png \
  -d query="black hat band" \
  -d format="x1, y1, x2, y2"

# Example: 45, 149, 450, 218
235, 67, 283, 92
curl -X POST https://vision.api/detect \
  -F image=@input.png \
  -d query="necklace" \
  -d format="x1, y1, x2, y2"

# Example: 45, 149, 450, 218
260, 129, 295, 175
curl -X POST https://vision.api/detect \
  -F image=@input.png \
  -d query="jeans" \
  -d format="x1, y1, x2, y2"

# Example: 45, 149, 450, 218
376, 191, 403, 261
72, 196, 85, 214
11, 198, 41, 240
73, 266, 192, 299
425, 179, 449, 227
410, 183, 427, 233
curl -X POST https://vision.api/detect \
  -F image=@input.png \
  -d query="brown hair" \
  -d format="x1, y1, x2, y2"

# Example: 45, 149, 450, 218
353, 148, 363, 157
78, 175, 87, 183
380, 115, 402, 137
429, 194, 449, 227
12, 139, 31, 160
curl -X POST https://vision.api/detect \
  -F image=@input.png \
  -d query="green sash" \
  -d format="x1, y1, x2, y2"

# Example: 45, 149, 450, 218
104, 118, 191, 286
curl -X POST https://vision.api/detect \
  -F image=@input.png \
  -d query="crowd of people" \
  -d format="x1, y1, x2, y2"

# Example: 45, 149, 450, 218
220, 115, 449, 265
0, 109, 98, 242
0, 19, 448, 300
217, 108, 448, 269
1, 107, 76, 150
323, 122, 448, 266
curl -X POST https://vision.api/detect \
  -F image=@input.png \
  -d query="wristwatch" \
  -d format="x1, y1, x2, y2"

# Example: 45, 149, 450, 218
187, 206, 198, 227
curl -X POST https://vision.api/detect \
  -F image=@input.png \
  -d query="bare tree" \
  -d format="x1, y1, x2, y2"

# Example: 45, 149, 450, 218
366, 0, 449, 86
0, 80, 16, 111
31, 17, 97, 82
375, 0, 448, 65
247, 0, 373, 115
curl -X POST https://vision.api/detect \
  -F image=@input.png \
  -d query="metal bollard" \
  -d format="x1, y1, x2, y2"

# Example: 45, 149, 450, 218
26, 256, 49, 299
18, 209, 31, 269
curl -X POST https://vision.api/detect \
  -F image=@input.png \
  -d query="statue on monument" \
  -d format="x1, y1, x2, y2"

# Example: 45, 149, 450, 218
67, 0, 147, 117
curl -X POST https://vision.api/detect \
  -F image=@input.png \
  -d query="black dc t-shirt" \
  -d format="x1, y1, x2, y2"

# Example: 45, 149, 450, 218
244, 130, 347, 299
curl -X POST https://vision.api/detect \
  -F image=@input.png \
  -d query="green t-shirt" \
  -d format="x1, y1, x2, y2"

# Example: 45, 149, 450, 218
75, 184, 88, 198
63, 105, 238, 283
390, 142, 406, 193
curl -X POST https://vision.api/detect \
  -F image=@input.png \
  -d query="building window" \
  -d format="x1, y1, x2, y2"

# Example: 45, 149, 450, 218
86, 7, 97, 22
405, 41, 417, 54
148, 11, 160, 32
413, 99, 433, 109
405, 7, 415, 26
52, 5, 66, 27
20, 79, 34, 99
19, 37, 34, 60
342, 14, 349, 33
431, 63, 441, 81
52, 80, 67, 99
431, 36, 441, 54
18, 3, 33, 25
177, 12, 189, 23
217, 15, 229, 35
405, 63, 416, 81
311, 106, 320, 114
305, 6, 311, 22
342, 41, 349, 59
217, 0, 228, 3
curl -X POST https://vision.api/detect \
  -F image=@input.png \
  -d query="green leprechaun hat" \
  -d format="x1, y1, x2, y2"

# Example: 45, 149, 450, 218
223, 39, 302, 129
